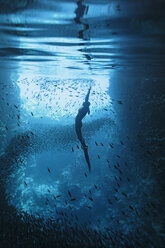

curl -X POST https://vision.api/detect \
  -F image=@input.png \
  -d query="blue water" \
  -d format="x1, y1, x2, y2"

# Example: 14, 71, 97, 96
0, 0, 165, 247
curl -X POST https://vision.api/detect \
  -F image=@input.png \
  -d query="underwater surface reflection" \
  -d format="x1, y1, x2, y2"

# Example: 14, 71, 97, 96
0, 0, 165, 247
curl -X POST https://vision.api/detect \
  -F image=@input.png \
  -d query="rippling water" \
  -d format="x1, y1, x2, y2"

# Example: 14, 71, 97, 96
0, 1, 165, 247
1, 0, 165, 75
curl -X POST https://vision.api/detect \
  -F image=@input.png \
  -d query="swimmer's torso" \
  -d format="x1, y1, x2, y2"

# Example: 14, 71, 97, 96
76, 105, 89, 122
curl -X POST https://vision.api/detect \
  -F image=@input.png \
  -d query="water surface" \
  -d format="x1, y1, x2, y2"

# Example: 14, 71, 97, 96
0, 0, 165, 247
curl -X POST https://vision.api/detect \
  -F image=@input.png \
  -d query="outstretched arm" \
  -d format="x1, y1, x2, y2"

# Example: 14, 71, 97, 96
85, 86, 91, 102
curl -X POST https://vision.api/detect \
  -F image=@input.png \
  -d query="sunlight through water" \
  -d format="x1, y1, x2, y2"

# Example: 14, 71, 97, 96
17, 76, 111, 122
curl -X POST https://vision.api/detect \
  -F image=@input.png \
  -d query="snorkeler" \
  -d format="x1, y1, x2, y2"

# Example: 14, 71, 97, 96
75, 87, 91, 171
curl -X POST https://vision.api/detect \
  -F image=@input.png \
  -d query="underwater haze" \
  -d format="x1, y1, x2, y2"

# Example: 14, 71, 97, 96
0, 0, 165, 247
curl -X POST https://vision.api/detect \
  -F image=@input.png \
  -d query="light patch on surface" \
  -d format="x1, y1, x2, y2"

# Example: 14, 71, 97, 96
9, 178, 61, 215
17, 77, 111, 122
61, 167, 72, 179
35, 183, 60, 195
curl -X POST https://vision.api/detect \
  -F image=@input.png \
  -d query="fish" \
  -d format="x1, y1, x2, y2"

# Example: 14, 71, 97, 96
127, 177, 130, 182
121, 211, 126, 216
72, 147, 74, 152
89, 197, 93, 201
84, 172, 87, 178
48, 189, 50, 193
135, 209, 139, 216
117, 100, 123, 104
94, 184, 98, 189
107, 198, 113, 205
116, 163, 120, 168
103, 108, 108, 111
113, 187, 118, 193
48, 168, 51, 173
95, 141, 98, 146
24, 181, 27, 186
122, 192, 128, 198
56, 195, 61, 198
117, 182, 120, 188
31, 112, 34, 116
68, 191, 72, 198
114, 196, 118, 201
71, 198, 76, 201
114, 176, 118, 182
129, 205, 134, 211
76, 145, 80, 149
116, 154, 120, 159
109, 143, 114, 148
97, 155, 100, 159
100, 142, 104, 146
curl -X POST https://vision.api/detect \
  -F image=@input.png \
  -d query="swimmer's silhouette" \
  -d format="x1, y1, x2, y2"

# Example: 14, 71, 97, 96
75, 87, 91, 171
74, 0, 89, 40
